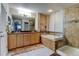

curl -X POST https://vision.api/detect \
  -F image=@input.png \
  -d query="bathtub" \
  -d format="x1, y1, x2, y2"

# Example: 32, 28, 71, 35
41, 34, 64, 41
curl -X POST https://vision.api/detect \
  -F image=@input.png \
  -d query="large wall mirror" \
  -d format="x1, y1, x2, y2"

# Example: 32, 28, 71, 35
12, 14, 35, 32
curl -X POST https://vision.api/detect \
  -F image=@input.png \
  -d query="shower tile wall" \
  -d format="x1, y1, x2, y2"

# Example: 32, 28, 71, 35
65, 5, 79, 48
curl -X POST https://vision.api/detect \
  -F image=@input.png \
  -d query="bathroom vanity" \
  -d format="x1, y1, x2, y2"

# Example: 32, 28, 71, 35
8, 32, 40, 50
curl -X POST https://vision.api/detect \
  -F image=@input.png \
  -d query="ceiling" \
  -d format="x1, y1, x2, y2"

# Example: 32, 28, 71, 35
9, 3, 77, 15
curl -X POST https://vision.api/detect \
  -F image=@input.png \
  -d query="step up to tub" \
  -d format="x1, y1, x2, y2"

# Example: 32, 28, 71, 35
56, 45, 79, 56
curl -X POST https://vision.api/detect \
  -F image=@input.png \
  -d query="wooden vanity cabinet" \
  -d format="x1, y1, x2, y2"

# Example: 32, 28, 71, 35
8, 32, 40, 50
8, 34, 16, 50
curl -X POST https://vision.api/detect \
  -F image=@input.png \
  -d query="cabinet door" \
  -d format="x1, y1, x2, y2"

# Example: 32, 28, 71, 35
8, 34, 16, 50
24, 33, 30, 46
16, 34, 24, 47
30, 33, 35, 44
34, 33, 40, 44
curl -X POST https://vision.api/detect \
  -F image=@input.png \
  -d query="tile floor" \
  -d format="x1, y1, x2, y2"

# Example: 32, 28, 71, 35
8, 44, 54, 56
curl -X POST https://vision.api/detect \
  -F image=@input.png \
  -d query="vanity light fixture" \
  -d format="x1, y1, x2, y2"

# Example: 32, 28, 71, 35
17, 7, 34, 17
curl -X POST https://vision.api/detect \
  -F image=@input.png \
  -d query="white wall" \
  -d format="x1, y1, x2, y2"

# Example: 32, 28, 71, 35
49, 13, 55, 32
0, 3, 1, 16
49, 10, 64, 33
35, 13, 40, 32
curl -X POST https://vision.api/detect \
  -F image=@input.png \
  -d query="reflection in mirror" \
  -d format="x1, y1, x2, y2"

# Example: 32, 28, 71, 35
12, 14, 35, 32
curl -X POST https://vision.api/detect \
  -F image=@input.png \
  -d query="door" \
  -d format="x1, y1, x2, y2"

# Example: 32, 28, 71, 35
40, 14, 47, 32
0, 3, 1, 55
0, 4, 8, 56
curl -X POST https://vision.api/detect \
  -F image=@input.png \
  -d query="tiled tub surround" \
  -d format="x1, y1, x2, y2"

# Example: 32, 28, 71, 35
41, 34, 66, 51
65, 5, 79, 48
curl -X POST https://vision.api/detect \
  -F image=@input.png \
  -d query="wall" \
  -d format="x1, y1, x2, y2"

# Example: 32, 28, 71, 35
49, 12, 55, 32
35, 13, 40, 32
49, 10, 64, 33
